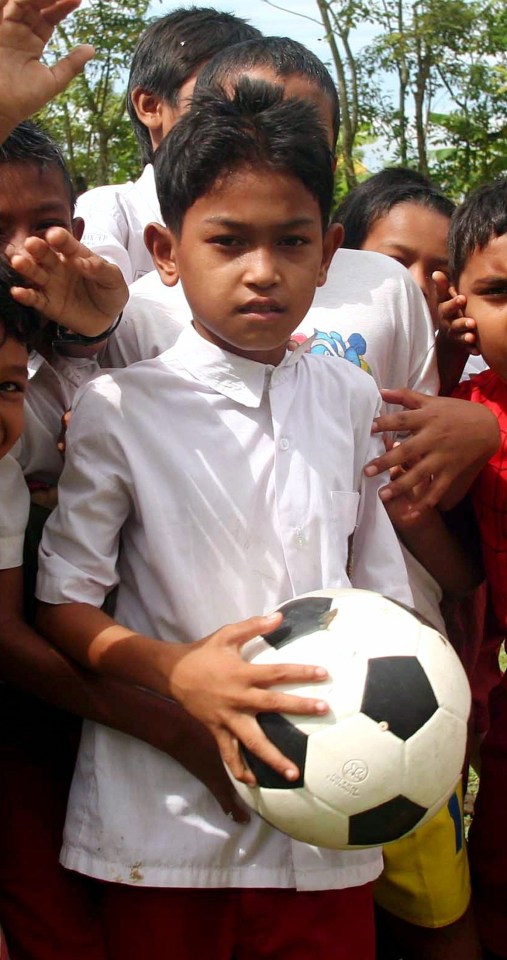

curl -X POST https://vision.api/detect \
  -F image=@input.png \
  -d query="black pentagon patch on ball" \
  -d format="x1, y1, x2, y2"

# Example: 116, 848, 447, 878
361, 656, 438, 740
261, 595, 334, 650
349, 795, 427, 846
240, 713, 307, 788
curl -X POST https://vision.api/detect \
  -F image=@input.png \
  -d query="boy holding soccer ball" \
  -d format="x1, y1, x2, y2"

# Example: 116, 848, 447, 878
36, 81, 414, 959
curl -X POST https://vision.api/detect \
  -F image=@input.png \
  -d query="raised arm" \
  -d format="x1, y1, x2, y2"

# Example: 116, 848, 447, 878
0, 0, 94, 142
9, 227, 128, 339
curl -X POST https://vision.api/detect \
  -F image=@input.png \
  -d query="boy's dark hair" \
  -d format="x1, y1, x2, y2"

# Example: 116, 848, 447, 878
334, 167, 455, 248
0, 120, 75, 209
154, 78, 335, 236
126, 6, 262, 166
0, 256, 42, 348
449, 177, 507, 283
195, 36, 340, 148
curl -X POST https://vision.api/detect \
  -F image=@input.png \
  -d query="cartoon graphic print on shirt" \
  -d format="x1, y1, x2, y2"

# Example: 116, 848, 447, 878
293, 330, 372, 375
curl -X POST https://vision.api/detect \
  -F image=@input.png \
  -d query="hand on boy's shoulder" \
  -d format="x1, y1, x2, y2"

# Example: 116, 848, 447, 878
9, 227, 128, 338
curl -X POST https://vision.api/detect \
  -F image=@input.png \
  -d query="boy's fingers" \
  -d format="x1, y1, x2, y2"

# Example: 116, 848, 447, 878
40, 0, 84, 26
220, 612, 283, 651
50, 44, 94, 90
9, 284, 46, 308
11, 250, 53, 284
380, 387, 428, 410
42, 226, 80, 254
218, 718, 303, 785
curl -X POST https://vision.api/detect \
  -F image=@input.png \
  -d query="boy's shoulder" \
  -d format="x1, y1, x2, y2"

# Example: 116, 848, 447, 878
300, 344, 380, 395
453, 368, 504, 407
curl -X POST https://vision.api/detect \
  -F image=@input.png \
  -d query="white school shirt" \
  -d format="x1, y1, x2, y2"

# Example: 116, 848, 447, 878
103, 249, 439, 407
0, 350, 100, 571
0, 453, 30, 569
37, 325, 412, 890
102, 251, 444, 631
76, 165, 161, 285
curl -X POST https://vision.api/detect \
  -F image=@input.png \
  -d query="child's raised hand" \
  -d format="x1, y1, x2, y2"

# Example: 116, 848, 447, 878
433, 270, 479, 354
170, 612, 329, 785
365, 388, 500, 513
9, 227, 128, 337
0, 0, 94, 140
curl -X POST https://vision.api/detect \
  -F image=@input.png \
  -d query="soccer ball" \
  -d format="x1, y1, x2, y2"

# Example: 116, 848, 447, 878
232, 588, 471, 849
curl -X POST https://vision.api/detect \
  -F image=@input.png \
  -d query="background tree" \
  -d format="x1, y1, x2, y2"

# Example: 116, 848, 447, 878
36, 0, 152, 189
364, 0, 507, 195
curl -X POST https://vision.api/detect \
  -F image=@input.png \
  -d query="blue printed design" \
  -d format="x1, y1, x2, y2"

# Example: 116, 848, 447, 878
310, 329, 372, 374
447, 790, 463, 853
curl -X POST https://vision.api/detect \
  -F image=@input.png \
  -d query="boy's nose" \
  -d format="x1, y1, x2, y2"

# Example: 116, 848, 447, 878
244, 249, 280, 288
409, 262, 431, 302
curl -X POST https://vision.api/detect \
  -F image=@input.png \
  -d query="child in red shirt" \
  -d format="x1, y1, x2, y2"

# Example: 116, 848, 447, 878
450, 177, 507, 960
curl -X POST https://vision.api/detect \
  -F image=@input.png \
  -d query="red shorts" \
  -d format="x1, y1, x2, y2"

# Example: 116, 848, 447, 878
468, 676, 507, 958
0, 689, 107, 960
101, 882, 375, 960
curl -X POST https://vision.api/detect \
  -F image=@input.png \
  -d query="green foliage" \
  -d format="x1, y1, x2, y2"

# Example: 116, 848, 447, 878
35, 0, 152, 189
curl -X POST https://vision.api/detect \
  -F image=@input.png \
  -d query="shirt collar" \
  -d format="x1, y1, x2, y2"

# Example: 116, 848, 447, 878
168, 324, 307, 408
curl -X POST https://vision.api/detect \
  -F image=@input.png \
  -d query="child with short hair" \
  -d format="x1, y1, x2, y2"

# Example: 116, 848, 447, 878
36, 81, 413, 960
449, 177, 507, 960
334, 168, 455, 329
0, 121, 251, 958
76, 6, 261, 283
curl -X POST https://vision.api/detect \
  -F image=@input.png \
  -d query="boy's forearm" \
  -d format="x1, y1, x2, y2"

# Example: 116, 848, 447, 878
36, 600, 184, 700
1, 577, 244, 814
391, 507, 482, 598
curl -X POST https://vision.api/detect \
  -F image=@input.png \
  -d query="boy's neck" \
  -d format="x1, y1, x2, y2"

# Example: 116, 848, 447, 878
192, 320, 289, 367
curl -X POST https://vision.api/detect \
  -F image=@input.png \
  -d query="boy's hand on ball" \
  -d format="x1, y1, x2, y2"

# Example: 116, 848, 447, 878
169, 612, 329, 785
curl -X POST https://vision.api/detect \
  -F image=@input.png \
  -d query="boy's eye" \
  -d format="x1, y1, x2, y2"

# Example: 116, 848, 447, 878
0, 380, 25, 394
209, 235, 244, 247
481, 283, 507, 298
278, 236, 309, 247
34, 219, 69, 236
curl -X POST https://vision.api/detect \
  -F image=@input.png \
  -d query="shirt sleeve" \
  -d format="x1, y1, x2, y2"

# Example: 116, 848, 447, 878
351, 429, 414, 608
0, 453, 30, 569
36, 379, 132, 606
76, 186, 134, 286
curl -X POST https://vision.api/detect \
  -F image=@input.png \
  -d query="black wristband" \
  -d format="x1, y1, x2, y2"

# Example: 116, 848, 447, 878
53, 311, 123, 346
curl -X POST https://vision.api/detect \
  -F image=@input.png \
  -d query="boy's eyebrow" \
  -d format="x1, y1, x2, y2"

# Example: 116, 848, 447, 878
203, 216, 318, 229
1, 364, 28, 377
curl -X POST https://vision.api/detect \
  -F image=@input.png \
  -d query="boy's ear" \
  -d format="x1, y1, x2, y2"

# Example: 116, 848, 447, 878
317, 222, 343, 287
72, 217, 85, 242
144, 222, 180, 287
131, 87, 164, 133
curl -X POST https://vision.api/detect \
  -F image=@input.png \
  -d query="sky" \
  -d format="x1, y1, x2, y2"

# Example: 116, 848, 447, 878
150, 0, 378, 79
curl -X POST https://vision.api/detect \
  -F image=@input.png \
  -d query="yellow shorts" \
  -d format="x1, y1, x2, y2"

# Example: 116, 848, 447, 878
373, 783, 471, 928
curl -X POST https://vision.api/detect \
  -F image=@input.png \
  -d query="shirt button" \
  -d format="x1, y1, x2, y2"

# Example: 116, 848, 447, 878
295, 527, 305, 547
279, 437, 290, 451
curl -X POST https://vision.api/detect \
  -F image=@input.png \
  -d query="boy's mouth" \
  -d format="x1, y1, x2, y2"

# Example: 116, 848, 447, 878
239, 298, 285, 318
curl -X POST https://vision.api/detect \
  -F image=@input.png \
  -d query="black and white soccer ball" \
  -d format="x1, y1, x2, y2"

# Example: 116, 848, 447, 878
232, 588, 471, 849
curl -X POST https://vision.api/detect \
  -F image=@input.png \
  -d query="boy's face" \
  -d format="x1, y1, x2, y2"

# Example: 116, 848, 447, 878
147, 165, 341, 365
0, 332, 28, 459
361, 201, 450, 328
0, 162, 76, 255
457, 233, 507, 379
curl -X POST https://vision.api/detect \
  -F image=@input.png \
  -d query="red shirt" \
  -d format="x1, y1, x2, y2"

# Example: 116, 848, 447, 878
454, 370, 507, 631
